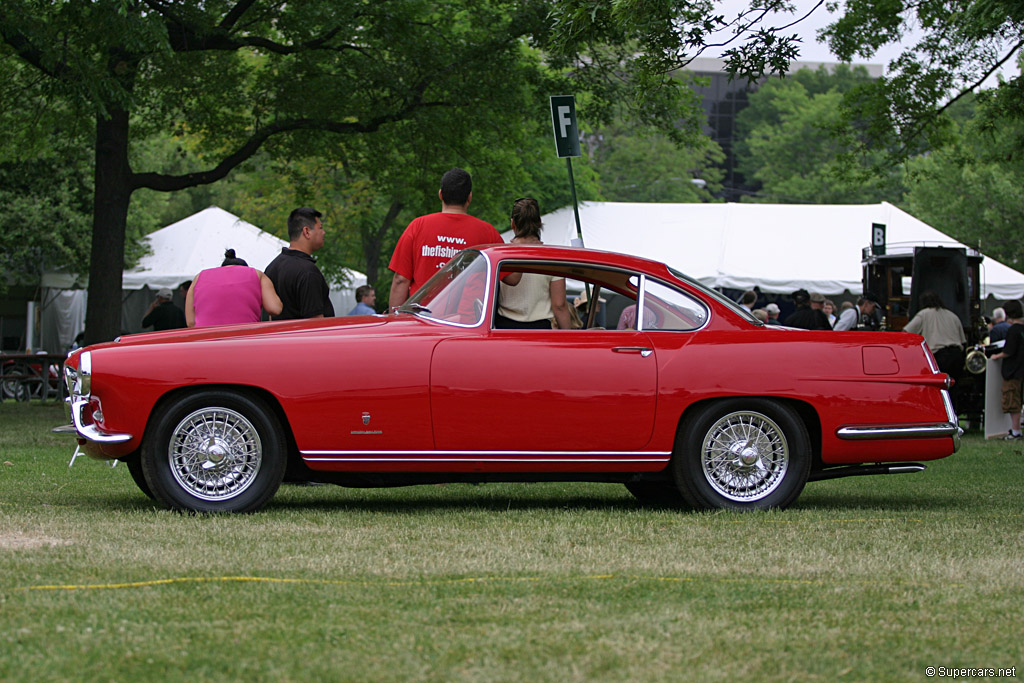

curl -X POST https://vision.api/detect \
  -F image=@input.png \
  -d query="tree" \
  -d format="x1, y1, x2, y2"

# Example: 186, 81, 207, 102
821, 0, 1024, 158
0, 1, 586, 343
733, 66, 907, 204
904, 100, 1024, 270
591, 123, 723, 202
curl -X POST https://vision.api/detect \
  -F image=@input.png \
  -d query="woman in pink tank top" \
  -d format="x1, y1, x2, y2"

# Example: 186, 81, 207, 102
186, 249, 284, 327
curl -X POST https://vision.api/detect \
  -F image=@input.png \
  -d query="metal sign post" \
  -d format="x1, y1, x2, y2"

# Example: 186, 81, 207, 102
550, 95, 584, 248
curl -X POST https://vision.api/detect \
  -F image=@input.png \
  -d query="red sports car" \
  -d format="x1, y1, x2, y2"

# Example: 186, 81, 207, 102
57, 244, 960, 513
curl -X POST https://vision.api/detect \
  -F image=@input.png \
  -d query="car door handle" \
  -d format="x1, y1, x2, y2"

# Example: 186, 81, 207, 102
612, 346, 653, 357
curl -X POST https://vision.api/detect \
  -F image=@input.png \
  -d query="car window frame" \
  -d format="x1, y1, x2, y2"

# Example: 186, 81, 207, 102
397, 249, 492, 328
634, 274, 712, 333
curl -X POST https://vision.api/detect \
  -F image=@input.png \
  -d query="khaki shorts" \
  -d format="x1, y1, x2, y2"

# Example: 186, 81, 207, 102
1002, 377, 1023, 414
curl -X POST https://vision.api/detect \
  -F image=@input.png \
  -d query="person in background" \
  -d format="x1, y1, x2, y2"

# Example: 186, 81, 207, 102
751, 308, 769, 323
186, 249, 282, 327
141, 287, 186, 331
765, 302, 781, 325
265, 207, 334, 320
738, 290, 757, 312
989, 307, 1010, 343
904, 290, 966, 375
834, 294, 878, 331
348, 285, 377, 316
990, 299, 1024, 439
388, 168, 503, 309
495, 197, 570, 330
784, 289, 830, 330
178, 280, 192, 302
823, 299, 837, 328
904, 290, 967, 411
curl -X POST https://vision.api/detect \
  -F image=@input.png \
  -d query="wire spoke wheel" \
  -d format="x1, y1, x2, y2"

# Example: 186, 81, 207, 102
700, 411, 789, 502
674, 399, 810, 511
168, 407, 263, 502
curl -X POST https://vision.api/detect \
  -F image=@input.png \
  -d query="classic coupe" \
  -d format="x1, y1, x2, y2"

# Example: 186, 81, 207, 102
58, 244, 960, 513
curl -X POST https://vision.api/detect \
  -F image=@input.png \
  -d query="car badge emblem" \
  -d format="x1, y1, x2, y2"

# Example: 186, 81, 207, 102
361, 412, 371, 425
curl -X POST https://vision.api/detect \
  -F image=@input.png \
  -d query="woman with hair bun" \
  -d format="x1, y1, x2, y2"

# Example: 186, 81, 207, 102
495, 198, 571, 330
185, 248, 283, 327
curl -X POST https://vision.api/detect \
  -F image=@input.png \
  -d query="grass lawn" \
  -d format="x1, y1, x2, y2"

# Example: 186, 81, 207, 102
1, 400, 1022, 682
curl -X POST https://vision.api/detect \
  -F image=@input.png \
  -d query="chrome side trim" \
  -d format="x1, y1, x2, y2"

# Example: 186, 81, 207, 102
302, 449, 672, 463
302, 449, 672, 456
305, 458, 671, 463
836, 422, 959, 441
68, 397, 133, 444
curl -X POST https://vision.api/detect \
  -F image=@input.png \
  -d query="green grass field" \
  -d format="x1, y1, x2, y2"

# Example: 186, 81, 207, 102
1, 401, 1022, 682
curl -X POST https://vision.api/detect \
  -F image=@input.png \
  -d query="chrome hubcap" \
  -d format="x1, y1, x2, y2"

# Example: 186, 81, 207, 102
701, 411, 789, 502
168, 408, 262, 501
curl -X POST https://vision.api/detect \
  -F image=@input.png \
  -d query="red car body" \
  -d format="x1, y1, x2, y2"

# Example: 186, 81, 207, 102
59, 244, 959, 512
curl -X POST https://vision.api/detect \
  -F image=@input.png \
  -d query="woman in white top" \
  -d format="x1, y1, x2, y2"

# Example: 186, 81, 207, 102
496, 198, 571, 330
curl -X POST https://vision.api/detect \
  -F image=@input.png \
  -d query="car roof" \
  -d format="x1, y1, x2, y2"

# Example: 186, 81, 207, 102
476, 243, 672, 277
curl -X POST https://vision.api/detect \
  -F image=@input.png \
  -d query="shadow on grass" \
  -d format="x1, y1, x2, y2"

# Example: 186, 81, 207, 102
69, 482, 970, 517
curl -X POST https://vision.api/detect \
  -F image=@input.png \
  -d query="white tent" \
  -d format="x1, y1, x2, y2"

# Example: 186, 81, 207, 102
538, 201, 1024, 300
39, 206, 366, 351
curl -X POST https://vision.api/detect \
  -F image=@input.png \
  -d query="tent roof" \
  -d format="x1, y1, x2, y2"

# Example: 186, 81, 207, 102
538, 201, 1024, 300
122, 206, 291, 289
43, 206, 365, 291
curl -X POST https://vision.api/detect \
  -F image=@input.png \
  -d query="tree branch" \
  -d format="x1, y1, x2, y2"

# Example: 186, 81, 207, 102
131, 104, 449, 192
895, 38, 1024, 157
218, 0, 259, 32
0, 15, 70, 82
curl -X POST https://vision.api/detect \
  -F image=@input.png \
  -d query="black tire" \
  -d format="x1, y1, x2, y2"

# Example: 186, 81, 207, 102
124, 456, 155, 499
624, 481, 688, 508
141, 390, 287, 513
672, 398, 811, 511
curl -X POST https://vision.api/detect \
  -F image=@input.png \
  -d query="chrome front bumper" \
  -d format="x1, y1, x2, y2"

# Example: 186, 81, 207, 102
51, 397, 133, 444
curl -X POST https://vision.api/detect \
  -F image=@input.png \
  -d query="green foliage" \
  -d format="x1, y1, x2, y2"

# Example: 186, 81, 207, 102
734, 68, 908, 204
592, 123, 723, 202
0, 153, 92, 289
821, 0, 1024, 158
904, 101, 1024, 270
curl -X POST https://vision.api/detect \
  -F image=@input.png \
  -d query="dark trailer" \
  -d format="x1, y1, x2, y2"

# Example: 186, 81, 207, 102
862, 245, 989, 421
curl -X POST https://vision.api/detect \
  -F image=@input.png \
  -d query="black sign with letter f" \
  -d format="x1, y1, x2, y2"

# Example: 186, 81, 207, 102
550, 95, 581, 158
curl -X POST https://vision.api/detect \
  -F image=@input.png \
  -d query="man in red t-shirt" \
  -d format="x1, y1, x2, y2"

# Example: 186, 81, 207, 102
388, 168, 503, 308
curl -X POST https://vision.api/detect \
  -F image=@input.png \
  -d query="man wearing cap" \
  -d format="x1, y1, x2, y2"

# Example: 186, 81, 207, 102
141, 287, 187, 331
783, 289, 831, 330
834, 293, 878, 331
765, 302, 781, 324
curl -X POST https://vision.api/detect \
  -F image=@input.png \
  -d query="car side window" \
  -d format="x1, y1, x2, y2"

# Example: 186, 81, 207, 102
642, 278, 709, 331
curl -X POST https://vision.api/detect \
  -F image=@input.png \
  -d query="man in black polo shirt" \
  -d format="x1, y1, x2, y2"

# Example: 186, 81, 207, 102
265, 207, 335, 319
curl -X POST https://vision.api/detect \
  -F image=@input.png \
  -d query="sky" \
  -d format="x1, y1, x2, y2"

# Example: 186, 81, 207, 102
709, 1, 1019, 84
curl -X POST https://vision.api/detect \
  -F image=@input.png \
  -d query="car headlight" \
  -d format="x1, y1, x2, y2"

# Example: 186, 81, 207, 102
65, 351, 91, 398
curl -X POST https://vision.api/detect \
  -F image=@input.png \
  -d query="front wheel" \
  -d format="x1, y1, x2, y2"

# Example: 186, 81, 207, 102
142, 390, 287, 513
672, 399, 811, 511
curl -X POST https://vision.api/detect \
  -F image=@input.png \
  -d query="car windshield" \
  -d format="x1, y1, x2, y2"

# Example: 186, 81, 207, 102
398, 250, 489, 326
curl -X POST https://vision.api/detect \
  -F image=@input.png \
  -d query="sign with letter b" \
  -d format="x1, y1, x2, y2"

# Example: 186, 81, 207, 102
871, 223, 886, 255
550, 95, 581, 158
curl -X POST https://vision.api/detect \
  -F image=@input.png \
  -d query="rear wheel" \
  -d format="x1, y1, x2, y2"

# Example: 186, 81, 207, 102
142, 390, 286, 513
672, 399, 811, 511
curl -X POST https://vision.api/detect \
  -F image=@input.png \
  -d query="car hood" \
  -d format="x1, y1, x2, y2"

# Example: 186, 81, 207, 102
91, 315, 390, 350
